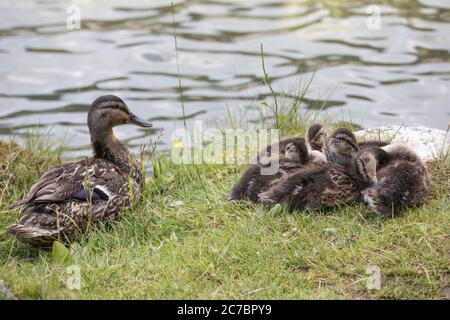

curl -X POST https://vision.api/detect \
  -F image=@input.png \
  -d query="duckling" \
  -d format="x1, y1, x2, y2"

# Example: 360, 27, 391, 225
324, 128, 359, 167
255, 136, 303, 162
7, 95, 153, 246
258, 151, 378, 211
325, 128, 389, 167
380, 143, 424, 164
257, 123, 327, 164
362, 162, 430, 217
228, 140, 309, 203
305, 123, 328, 163
362, 144, 430, 217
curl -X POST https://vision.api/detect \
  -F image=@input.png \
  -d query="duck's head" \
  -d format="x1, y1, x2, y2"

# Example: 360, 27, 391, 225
307, 123, 326, 151
325, 128, 359, 161
284, 140, 309, 164
88, 95, 152, 139
355, 151, 378, 186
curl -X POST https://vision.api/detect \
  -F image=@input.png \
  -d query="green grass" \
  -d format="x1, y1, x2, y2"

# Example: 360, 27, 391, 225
0, 117, 449, 299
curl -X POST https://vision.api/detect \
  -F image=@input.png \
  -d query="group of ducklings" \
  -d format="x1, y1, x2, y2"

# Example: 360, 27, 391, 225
229, 124, 430, 217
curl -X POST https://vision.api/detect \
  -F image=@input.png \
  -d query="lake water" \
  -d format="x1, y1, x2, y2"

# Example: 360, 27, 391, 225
0, 0, 449, 155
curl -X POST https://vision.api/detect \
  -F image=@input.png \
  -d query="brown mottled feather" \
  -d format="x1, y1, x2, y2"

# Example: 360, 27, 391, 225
259, 163, 366, 211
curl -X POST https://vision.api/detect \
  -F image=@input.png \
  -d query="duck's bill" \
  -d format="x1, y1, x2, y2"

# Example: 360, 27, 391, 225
368, 177, 378, 187
130, 114, 153, 128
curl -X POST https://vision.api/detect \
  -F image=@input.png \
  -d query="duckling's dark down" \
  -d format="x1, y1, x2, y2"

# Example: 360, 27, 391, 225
257, 123, 327, 164
325, 127, 388, 167
361, 144, 430, 217
229, 140, 309, 203
324, 128, 359, 167
7, 95, 153, 246
259, 150, 378, 211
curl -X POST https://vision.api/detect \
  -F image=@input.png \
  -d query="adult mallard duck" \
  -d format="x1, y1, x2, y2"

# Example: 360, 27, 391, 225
7, 95, 153, 246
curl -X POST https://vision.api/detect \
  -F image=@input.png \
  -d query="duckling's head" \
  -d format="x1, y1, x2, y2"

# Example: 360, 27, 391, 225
284, 140, 309, 164
307, 123, 326, 151
325, 128, 359, 164
88, 95, 152, 139
355, 151, 378, 185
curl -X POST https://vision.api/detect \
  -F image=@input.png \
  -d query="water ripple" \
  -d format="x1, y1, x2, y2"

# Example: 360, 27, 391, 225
0, 0, 449, 154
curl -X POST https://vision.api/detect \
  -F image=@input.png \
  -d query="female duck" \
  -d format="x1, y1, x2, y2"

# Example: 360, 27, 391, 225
7, 95, 153, 246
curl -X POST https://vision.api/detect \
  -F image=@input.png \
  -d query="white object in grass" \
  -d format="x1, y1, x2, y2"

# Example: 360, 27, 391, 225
355, 126, 449, 161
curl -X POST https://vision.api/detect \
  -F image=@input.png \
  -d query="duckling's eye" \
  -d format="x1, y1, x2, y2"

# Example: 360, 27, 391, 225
362, 155, 372, 163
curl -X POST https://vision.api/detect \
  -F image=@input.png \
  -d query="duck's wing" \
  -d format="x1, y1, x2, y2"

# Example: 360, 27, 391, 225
10, 158, 124, 208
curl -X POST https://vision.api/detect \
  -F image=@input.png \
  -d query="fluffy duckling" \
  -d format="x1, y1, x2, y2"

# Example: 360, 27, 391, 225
362, 144, 430, 217
380, 143, 423, 164
258, 151, 378, 211
325, 127, 389, 167
229, 140, 309, 203
324, 128, 359, 167
7, 95, 153, 246
305, 123, 327, 163
306, 123, 326, 151
257, 123, 327, 164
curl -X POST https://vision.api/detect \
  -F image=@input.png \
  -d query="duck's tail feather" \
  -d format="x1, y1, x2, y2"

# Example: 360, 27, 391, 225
6, 204, 65, 246
6, 223, 59, 246
8, 199, 28, 209
7, 223, 55, 237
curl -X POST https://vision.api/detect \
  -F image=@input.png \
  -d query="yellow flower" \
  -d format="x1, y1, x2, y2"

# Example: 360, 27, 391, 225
172, 140, 183, 148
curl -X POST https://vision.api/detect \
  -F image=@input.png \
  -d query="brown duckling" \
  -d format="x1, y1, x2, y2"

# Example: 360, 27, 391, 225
380, 143, 424, 164
361, 144, 430, 217
7, 95, 153, 246
325, 127, 389, 167
229, 140, 309, 203
306, 123, 326, 152
256, 123, 327, 164
324, 128, 359, 167
258, 150, 378, 211
305, 123, 328, 163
